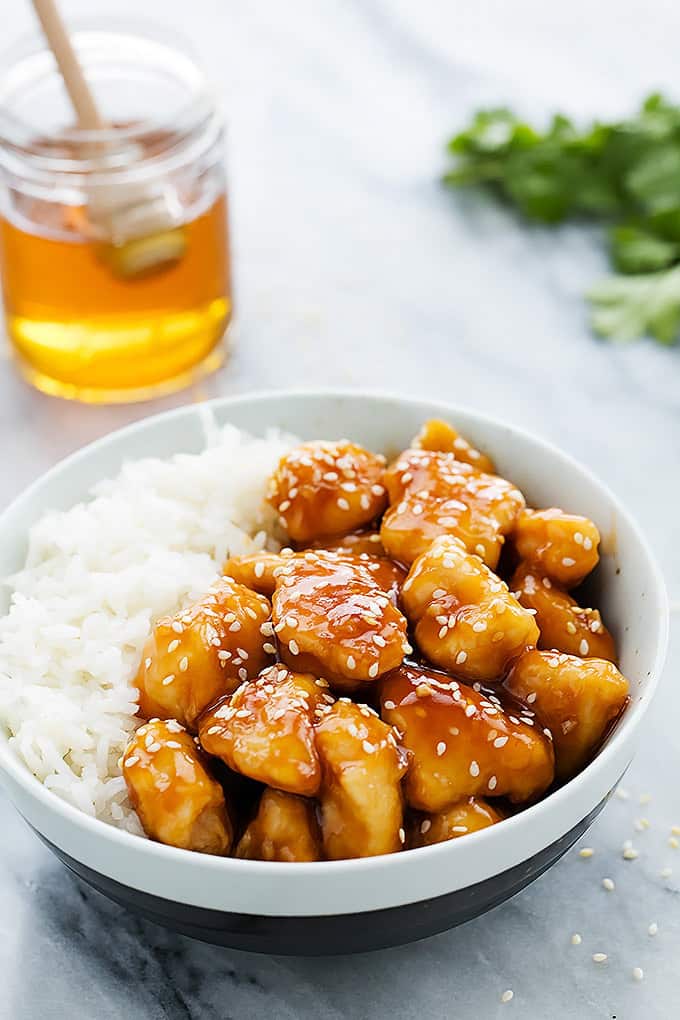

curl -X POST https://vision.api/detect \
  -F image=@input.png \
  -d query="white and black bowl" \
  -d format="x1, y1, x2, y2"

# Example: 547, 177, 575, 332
0, 391, 668, 955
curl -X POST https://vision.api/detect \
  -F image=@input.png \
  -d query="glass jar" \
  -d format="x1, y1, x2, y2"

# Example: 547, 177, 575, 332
0, 21, 232, 403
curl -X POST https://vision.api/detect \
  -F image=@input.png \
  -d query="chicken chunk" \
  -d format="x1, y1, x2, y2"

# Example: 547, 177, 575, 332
135, 578, 274, 731
272, 550, 409, 692
504, 649, 629, 781
413, 418, 495, 473
235, 788, 323, 862
512, 563, 616, 662
307, 530, 387, 557
409, 796, 503, 849
402, 536, 539, 682
514, 508, 600, 588
267, 440, 387, 543
381, 449, 524, 567
122, 719, 232, 854
380, 665, 554, 811
315, 700, 409, 859
199, 666, 331, 796
223, 550, 292, 597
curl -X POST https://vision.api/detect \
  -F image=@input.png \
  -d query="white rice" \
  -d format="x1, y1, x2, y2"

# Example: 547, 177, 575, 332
0, 423, 295, 833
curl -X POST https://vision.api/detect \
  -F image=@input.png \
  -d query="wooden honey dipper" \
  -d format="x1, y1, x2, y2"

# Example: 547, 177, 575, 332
32, 0, 187, 276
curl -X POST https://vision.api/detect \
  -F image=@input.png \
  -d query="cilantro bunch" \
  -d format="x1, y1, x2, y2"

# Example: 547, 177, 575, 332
444, 94, 680, 344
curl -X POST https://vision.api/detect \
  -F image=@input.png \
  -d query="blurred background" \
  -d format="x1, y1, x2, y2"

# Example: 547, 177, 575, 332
1, 2, 679, 1018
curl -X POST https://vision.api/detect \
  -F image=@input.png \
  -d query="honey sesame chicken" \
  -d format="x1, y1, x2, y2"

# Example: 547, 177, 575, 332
413, 418, 496, 473
380, 664, 554, 811
402, 536, 539, 682
380, 448, 524, 567
306, 529, 387, 557
122, 719, 232, 854
315, 700, 409, 859
272, 550, 410, 692
512, 562, 617, 662
223, 549, 294, 597
135, 578, 274, 731
267, 440, 388, 543
504, 649, 629, 781
514, 508, 600, 588
235, 788, 323, 862
199, 666, 330, 796
409, 796, 504, 849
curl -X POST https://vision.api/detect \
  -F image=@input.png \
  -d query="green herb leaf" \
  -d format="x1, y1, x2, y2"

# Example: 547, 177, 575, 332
609, 224, 679, 273
588, 266, 680, 344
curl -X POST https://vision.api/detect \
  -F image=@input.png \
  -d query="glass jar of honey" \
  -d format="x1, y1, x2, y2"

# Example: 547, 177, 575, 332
0, 22, 232, 402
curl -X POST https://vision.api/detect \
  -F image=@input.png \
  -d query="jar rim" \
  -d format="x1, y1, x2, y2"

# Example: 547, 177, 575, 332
0, 18, 219, 177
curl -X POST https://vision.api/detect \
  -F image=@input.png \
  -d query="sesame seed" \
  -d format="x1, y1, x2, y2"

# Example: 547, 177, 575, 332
573, 532, 584, 545
278, 500, 291, 512
571, 933, 582, 945
474, 544, 486, 558
238, 667, 248, 682
562, 557, 576, 567
254, 561, 265, 578
500, 990, 513, 1004
167, 639, 180, 653
579, 848, 594, 858
373, 634, 386, 647
592, 953, 607, 964
623, 848, 639, 860
660, 867, 673, 878
371, 484, 384, 496
436, 741, 447, 757
171, 621, 183, 634
583, 536, 593, 551
384, 699, 396, 710
602, 878, 615, 891
420, 819, 432, 834
632, 967, 644, 982
465, 704, 476, 717
263, 642, 276, 654
488, 775, 497, 791
162, 674, 175, 686
416, 683, 432, 698
398, 827, 406, 844
494, 736, 508, 749
144, 657, 152, 669
455, 650, 468, 665
166, 740, 182, 750
472, 620, 487, 632
565, 621, 577, 634
288, 639, 300, 656
469, 760, 480, 777
229, 621, 242, 632
260, 621, 274, 636
615, 787, 630, 800
648, 922, 658, 936
337, 498, 351, 511
669, 837, 679, 849
579, 638, 590, 655
124, 756, 139, 767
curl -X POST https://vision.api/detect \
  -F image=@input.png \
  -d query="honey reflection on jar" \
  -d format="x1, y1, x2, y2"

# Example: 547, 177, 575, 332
0, 26, 232, 403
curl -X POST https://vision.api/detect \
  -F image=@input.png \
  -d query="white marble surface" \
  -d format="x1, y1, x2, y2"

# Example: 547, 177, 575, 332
1, 1, 680, 1016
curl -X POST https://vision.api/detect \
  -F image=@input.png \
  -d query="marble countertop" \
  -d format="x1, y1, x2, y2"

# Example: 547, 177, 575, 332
1, 0, 679, 1016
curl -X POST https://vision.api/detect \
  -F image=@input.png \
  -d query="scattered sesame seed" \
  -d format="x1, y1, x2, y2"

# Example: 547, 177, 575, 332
347, 655, 356, 671
455, 650, 468, 665
668, 837, 679, 849
579, 848, 594, 858
420, 819, 431, 835
229, 621, 242, 632
368, 662, 380, 679
171, 621, 183, 634
167, 639, 180, 653
639, 793, 652, 804
124, 756, 139, 767
623, 848, 639, 860
565, 621, 577, 635
500, 990, 514, 1004
469, 760, 480, 777
337, 497, 351, 511
166, 740, 182, 750
648, 922, 658, 936
571, 933, 582, 945
288, 639, 300, 656
583, 536, 593, 551
579, 638, 590, 655
384, 700, 396, 710
632, 967, 644, 982
162, 674, 175, 686
398, 827, 406, 844
254, 561, 265, 578
238, 667, 248, 682
494, 736, 508, 749
263, 642, 276, 655
436, 741, 447, 757
660, 867, 673, 878
416, 683, 432, 698
144, 657, 152, 669
592, 953, 607, 964
615, 787, 630, 800
562, 557, 576, 567
488, 775, 497, 791
178, 656, 189, 672
465, 703, 476, 717
602, 878, 615, 891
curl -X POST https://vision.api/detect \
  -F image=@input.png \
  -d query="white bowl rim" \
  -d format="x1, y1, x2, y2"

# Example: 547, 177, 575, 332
0, 388, 669, 909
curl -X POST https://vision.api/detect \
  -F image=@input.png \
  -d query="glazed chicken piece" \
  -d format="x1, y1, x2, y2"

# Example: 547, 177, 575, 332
267, 440, 387, 543
199, 666, 332, 796
514, 508, 600, 588
307, 530, 387, 557
235, 788, 323, 862
272, 550, 410, 692
135, 578, 274, 731
402, 536, 539, 682
512, 563, 616, 662
413, 418, 496, 473
409, 796, 504, 849
380, 448, 525, 568
315, 700, 409, 859
223, 549, 293, 598
122, 719, 232, 854
504, 649, 629, 781
380, 665, 554, 811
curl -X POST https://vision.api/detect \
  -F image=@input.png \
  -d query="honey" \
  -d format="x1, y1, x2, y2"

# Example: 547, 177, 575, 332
0, 24, 232, 402
0, 193, 231, 402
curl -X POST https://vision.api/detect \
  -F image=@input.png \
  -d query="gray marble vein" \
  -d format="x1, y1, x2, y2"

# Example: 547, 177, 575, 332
1, 0, 679, 1016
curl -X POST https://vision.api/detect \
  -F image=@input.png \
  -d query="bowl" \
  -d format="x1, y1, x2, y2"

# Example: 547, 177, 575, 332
0, 390, 668, 955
